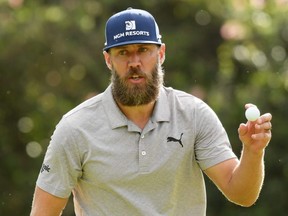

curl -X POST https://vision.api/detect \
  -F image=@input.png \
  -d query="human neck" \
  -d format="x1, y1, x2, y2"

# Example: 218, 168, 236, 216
116, 101, 156, 130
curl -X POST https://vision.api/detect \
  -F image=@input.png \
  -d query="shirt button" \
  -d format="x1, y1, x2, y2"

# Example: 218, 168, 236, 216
141, 151, 146, 156
141, 135, 145, 139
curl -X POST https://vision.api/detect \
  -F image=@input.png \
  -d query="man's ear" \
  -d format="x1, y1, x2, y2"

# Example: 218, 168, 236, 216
103, 51, 112, 70
159, 44, 166, 65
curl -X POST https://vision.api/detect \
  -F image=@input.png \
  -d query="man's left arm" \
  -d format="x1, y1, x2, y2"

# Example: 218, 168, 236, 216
204, 105, 272, 207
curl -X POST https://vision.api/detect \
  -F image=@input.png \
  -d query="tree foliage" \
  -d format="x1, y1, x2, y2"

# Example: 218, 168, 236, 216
1, 0, 287, 215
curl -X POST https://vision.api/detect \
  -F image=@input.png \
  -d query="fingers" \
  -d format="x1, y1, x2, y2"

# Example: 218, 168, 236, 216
256, 113, 272, 124
255, 120, 272, 131
251, 130, 272, 140
245, 103, 256, 109
244, 103, 272, 125
240, 104, 272, 148
252, 112, 272, 142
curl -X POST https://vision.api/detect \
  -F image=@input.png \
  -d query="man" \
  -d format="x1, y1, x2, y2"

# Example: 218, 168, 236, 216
30, 8, 272, 216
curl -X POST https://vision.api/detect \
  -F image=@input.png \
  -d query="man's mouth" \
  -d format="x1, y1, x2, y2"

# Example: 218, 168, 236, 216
130, 74, 142, 80
127, 73, 145, 84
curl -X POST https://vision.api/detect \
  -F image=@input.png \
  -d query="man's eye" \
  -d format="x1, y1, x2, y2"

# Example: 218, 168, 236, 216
119, 50, 127, 55
139, 47, 148, 52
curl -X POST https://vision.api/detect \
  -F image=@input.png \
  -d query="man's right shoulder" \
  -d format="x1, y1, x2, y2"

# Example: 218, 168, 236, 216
63, 92, 105, 119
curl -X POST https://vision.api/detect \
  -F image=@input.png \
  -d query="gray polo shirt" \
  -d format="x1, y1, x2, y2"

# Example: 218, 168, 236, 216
36, 85, 236, 216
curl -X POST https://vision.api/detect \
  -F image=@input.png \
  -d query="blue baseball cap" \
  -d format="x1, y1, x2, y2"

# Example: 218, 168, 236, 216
104, 8, 162, 51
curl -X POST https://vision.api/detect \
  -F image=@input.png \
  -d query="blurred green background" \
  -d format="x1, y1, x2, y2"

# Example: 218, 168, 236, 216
1, 0, 288, 215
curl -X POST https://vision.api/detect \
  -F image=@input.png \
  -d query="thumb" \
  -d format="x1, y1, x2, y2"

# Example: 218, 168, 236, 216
238, 123, 248, 137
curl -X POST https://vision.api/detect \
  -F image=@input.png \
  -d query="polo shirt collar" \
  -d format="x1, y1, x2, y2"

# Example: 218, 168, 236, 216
102, 85, 128, 129
102, 85, 170, 129
151, 86, 170, 123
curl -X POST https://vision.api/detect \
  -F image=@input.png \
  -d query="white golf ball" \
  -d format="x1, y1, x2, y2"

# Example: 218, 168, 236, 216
245, 106, 260, 121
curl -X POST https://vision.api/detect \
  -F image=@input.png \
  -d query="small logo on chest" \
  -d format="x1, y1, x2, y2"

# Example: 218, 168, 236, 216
167, 133, 184, 147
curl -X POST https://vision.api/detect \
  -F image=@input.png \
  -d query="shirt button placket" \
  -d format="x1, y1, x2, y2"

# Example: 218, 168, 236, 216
139, 133, 148, 173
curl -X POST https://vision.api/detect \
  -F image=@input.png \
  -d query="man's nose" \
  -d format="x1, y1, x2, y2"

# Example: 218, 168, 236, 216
127, 52, 141, 67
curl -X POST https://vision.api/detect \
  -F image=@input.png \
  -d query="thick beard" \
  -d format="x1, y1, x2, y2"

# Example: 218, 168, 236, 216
111, 61, 164, 106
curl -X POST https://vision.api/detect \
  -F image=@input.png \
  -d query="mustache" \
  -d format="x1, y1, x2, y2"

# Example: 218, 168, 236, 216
125, 67, 147, 78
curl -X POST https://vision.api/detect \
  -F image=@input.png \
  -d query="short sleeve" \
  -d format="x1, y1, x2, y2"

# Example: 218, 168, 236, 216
194, 101, 237, 170
36, 118, 82, 198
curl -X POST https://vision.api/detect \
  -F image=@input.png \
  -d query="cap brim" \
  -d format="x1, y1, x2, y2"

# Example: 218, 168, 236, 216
103, 40, 162, 51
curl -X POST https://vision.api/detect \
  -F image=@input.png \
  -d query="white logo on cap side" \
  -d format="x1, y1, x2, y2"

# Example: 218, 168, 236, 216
125, 20, 136, 30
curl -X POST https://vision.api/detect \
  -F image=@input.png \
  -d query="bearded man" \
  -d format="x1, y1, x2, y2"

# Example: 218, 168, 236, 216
30, 8, 272, 216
